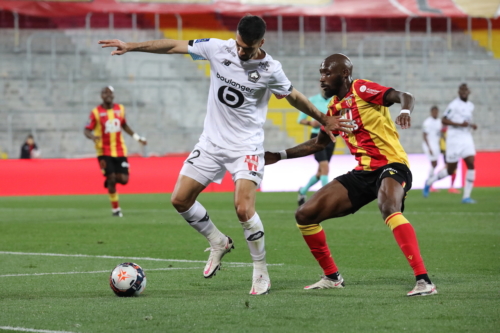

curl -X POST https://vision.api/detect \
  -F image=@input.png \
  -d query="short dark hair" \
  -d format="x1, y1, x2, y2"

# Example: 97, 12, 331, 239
430, 105, 438, 110
237, 15, 266, 44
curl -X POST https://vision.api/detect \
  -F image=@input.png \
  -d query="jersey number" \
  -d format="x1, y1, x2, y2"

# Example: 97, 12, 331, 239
217, 86, 244, 108
187, 149, 200, 164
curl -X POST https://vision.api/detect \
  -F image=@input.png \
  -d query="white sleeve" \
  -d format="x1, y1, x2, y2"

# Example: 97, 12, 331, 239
187, 38, 220, 61
268, 61, 293, 99
422, 119, 430, 134
443, 101, 455, 119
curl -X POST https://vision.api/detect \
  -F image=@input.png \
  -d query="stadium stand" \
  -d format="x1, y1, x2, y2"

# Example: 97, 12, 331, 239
1, 10, 499, 158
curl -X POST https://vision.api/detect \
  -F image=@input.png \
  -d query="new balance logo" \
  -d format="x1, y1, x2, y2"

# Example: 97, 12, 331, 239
246, 231, 264, 241
186, 213, 210, 224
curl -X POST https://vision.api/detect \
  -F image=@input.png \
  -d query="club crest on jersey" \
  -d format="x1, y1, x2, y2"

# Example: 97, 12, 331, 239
248, 70, 261, 83
345, 95, 353, 107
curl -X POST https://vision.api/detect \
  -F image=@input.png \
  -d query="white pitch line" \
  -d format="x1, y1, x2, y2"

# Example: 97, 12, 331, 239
0, 265, 264, 278
0, 266, 203, 278
0, 251, 286, 266
0, 326, 76, 333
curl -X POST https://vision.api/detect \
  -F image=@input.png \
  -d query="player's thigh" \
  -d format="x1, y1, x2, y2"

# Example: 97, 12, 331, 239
376, 163, 412, 217
296, 179, 353, 225
171, 174, 207, 210
463, 155, 475, 169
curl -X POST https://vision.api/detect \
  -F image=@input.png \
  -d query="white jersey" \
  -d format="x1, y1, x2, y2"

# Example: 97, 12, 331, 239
422, 116, 442, 147
187, 38, 293, 154
443, 97, 475, 140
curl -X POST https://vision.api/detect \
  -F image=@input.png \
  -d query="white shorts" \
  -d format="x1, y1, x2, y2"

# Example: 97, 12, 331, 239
180, 140, 264, 187
422, 142, 441, 162
445, 136, 476, 163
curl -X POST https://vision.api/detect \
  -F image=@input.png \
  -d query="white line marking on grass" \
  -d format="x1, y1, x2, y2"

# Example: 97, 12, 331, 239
0, 264, 274, 278
0, 251, 285, 266
0, 326, 76, 333
0, 267, 202, 278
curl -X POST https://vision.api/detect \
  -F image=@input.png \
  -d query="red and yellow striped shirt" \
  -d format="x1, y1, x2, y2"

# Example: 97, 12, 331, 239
85, 104, 128, 157
327, 79, 409, 171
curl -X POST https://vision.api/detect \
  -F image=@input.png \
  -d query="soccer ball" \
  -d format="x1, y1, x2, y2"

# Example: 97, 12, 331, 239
109, 262, 147, 297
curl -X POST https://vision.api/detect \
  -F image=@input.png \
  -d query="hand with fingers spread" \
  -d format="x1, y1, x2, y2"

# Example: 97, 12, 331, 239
323, 115, 354, 142
98, 39, 129, 56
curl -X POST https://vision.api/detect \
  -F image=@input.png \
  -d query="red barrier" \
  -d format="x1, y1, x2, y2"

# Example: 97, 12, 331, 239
1, 152, 498, 196
462, 152, 500, 188
0, 155, 235, 196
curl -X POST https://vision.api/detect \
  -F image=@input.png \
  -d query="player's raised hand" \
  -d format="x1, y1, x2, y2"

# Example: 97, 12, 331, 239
264, 152, 280, 165
98, 39, 129, 56
396, 113, 411, 129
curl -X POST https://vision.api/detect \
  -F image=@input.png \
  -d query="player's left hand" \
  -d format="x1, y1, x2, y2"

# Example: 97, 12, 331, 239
470, 123, 478, 130
396, 113, 411, 129
264, 152, 280, 165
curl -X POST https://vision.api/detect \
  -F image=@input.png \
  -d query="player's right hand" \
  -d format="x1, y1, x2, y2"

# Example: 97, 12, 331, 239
92, 135, 101, 143
264, 152, 280, 165
98, 39, 129, 56
324, 116, 354, 141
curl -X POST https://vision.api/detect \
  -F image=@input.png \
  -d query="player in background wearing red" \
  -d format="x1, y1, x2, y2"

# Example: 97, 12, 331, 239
84, 86, 147, 217
266, 54, 437, 296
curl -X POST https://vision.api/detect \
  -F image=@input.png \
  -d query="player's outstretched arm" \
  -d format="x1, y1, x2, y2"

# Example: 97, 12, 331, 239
386, 89, 414, 129
285, 88, 353, 141
98, 39, 189, 56
265, 130, 331, 165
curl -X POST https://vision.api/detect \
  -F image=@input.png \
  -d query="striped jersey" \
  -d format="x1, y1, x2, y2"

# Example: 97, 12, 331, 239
85, 104, 128, 157
327, 79, 409, 171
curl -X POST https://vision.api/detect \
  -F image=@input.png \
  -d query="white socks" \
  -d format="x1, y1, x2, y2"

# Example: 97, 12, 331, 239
426, 168, 449, 186
179, 201, 225, 246
240, 212, 268, 279
463, 170, 475, 199
428, 166, 435, 178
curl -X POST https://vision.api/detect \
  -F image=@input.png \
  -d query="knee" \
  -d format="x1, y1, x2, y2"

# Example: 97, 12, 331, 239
378, 200, 399, 221
170, 194, 192, 213
295, 205, 316, 225
107, 175, 117, 186
120, 175, 129, 185
235, 203, 252, 222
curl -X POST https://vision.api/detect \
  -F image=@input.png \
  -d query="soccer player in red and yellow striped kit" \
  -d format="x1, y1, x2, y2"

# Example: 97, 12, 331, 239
84, 86, 147, 217
265, 54, 437, 296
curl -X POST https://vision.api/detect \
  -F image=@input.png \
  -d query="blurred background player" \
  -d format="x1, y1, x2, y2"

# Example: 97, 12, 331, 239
20, 134, 40, 159
422, 106, 442, 192
424, 83, 477, 203
84, 86, 147, 217
440, 125, 459, 193
297, 88, 334, 205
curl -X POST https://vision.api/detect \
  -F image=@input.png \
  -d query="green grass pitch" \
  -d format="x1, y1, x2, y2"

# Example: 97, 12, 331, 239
0, 188, 499, 333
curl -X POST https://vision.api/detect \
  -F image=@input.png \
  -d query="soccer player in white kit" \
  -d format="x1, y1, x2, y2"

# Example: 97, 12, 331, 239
99, 15, 352, 295
422, 106, 442, 191
423, 84, 477, 203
